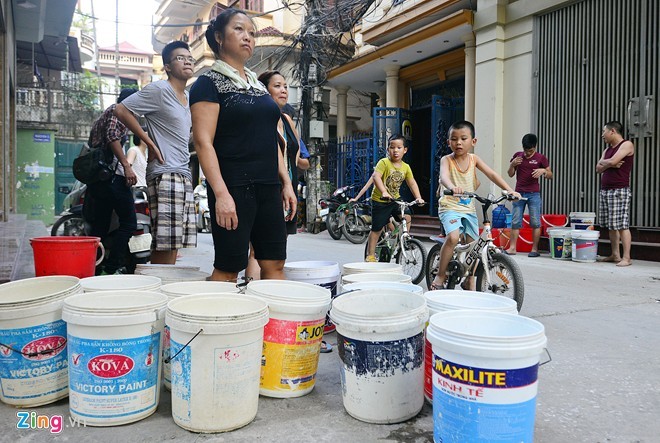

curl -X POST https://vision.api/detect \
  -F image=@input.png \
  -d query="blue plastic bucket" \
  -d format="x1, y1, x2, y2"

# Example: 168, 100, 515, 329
427, 310, 547, 443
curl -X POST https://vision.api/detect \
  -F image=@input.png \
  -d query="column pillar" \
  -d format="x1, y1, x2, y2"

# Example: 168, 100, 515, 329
384, 64, 400, 108
336, 85, 349, 138
463, 35, 476, 122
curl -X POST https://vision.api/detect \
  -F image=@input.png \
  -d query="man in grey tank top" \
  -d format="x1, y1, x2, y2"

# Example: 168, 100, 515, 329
114, 41, 197, 264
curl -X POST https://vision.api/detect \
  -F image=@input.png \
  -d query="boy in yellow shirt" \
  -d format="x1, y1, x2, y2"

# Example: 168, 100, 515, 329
365, 135, 424, 262
430, 121, 520, 290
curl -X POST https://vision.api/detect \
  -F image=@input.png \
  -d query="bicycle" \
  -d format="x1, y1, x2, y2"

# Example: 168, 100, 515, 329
363, 200, 427, 284
338, 200, 371, 244
425, 190, 525, 311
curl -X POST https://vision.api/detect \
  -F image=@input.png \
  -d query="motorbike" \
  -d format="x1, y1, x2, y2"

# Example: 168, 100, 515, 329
194, 184, 211, 233
318, 185, 354, 240
51, 181, 152, 273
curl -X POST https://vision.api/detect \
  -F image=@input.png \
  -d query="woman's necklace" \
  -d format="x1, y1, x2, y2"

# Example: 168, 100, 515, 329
453, 154, 470, 173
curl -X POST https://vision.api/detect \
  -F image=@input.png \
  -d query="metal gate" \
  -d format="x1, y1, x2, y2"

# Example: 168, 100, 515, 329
535, 0, 658, 227
327, 135, 373, 192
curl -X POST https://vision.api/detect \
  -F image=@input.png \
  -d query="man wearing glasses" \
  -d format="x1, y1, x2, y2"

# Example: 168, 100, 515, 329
115, 41, 197, 264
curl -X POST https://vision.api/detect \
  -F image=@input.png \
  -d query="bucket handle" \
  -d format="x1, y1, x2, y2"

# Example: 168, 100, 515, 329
96, 242, 105, 266
164, 328, 203, 364
0, 339, 67, 358
539, 348, 552, 366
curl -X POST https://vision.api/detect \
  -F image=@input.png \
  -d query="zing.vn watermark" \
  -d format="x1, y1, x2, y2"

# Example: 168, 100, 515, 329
16, 411, 86, 434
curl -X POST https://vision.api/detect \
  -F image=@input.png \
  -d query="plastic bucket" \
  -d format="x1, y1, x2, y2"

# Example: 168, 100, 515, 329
341, 262, 403, 275
342, 282, 424, 295
160, 281, 241, 390
135, 263, 200, 273
540, 214, 568, 237
498, 227, 533, 253
569, 211, 596, 230
427, 310, 547, 443
505, 213, 512, 228
30, 236, 103, 278
571, 230, 600, 262
341, 272, 412, 287
246, 280, 331, 398
167, 294, 269, 433
548, 227, 572, 260
62, 291, 168, 426
0, 276, 81, 406
423, 291, 518, 403
135, 265, 209, 285
284, 261, 340, 334
80, 275, 161, 292
329, 289, 428, 423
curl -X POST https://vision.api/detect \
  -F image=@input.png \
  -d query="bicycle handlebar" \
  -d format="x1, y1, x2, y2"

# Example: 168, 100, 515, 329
442, 189, 526, 203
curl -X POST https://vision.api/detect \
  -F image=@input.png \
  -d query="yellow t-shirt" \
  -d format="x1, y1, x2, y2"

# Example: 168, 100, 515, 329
371, 158, 413, 203
439, 154, 478, 213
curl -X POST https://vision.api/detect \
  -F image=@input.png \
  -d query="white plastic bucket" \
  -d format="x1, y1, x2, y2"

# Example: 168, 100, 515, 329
167, 294, 269, 433
62, 291, 168, 426
548, 227, 573, 260
329, 289, 428, 423
0, 276, 81, 406
159, 281, 241, 390
246, 280, 331, 398
427, 310, 546, 443
284, 261, 340, 334
341, 262, 403, 275
80, 275, 161, 292
571, 230, 600, 262
341, 272, 412, 288
423, 291, 519, 403
342, 282, 424, 295
135, 263, 200, 273
569, 211, 596, 230
135, 265, 209, 285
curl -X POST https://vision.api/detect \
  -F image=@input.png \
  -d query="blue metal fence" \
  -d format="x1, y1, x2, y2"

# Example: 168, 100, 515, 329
327, 134, 374, 196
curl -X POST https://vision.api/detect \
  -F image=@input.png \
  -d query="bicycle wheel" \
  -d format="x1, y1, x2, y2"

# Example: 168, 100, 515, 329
425, 244, 442, 288
51, 214, 86, 237
396, 237, 426, 285
342, 214, 369, 244
326, 212, 342, 240
476, 252, 525, 312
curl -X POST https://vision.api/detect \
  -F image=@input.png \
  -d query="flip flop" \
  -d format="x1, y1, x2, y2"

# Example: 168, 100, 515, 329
320, 341, 333, 353
528, 251, 540, 258
597, 256, 621, 263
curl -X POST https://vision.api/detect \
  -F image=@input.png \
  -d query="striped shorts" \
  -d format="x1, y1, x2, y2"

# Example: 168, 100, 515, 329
147, 173, 197, 251
598, 187, 631, 230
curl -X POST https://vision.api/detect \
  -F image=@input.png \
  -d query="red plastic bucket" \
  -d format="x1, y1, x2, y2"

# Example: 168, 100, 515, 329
30, 236, 104, 278
499, 228, 533, 253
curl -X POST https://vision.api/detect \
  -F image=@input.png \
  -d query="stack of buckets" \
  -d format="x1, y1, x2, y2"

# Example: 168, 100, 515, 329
548, 212, 599, 262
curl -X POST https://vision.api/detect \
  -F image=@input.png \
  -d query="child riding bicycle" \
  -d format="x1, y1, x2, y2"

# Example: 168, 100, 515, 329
365, 135, 424, 262
430, 121, 521, 290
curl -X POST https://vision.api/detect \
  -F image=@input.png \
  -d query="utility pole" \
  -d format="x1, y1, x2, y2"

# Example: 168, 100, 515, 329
114, 0, 120, 96
90, 0, 104, 109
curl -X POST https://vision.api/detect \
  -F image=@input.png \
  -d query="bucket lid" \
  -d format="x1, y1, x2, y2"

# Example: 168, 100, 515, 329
342, 282, 423, 295
63, 291, 168, 326
161, 281, 240, 298
341, 262, 403, 275
167, 293, 269, 334
571, 230, 600, 240
329, 289, 428, 334
246, 280, 331, 306
342, 272, 412, 284
284, 261, 340, 272
0, 276, 81, 307
427, 310, 546, 359
547, 227, 572, 236
135, 268, 210, 282
425, 290, 518, 314
135, 263, 200, 272
569, 212, 596, 217
81, 275, 161, 292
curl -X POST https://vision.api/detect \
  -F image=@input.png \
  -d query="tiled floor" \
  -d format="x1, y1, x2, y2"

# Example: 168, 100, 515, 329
0, 214, 48, 282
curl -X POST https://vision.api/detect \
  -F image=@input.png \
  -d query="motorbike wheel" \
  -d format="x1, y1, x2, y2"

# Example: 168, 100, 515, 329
425, 244, 442, 289
395, 237, 427, 285
342, 214, 369, 244
476, 252, 525, 312
51, 214, 86, 237
326, 212, 342, 240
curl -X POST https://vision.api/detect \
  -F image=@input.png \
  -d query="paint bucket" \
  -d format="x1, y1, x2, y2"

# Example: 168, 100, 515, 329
167, 294, 269, 433
159, 281, 241, 390
341, 272, 412, 287
135, 265, 209, 285
548, 227, 572, 260
135, 264, 200, 273
427, 310, 547, 443
62, 291, 168, 426
246, 280, 331, 398
423, 291, 518, 403
569, 211, 596, 230
284, 261, 340, 334
571, 230, 600, 262
341, 262, 403, 276
30, 236, 104, 278
342, 282, 424, 296
329, 289, 428, 423
80, 275, 161, 292
0, 276, 81, 407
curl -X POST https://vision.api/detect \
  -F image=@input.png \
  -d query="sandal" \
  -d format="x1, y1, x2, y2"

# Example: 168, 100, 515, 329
320, 341, 333, 353
429, 281, 445, 291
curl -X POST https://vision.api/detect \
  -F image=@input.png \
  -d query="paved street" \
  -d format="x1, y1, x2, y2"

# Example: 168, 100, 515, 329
0, 230, 659, 442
